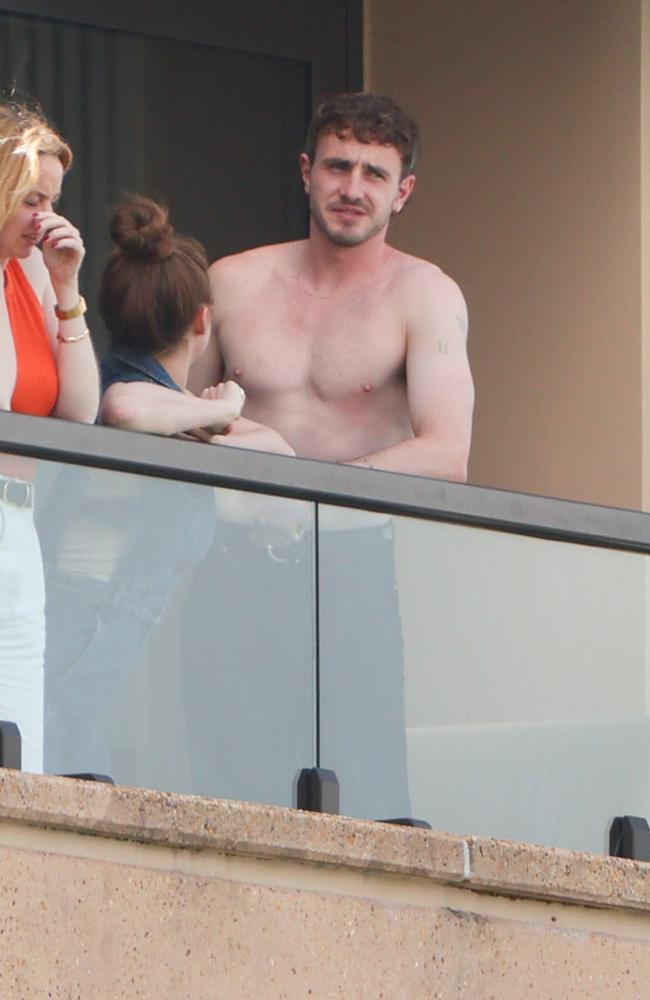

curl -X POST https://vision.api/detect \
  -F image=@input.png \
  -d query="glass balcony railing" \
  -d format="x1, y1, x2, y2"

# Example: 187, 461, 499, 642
37, 461, 316, 807
1, 411, 649, 855
318, 505, 648, 854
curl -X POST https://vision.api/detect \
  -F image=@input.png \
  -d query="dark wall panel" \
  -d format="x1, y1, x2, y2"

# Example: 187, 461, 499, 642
0, 1, 361, 348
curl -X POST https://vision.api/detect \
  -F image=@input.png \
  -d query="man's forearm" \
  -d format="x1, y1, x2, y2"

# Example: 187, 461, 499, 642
215, 416, 296, 456
347, 435, 469, 482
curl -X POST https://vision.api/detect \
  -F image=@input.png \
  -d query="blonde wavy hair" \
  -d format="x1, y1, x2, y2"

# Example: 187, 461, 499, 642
0, 102, 72, 228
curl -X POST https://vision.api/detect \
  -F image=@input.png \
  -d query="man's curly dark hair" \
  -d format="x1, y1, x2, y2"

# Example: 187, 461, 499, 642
303, 92, 420, 178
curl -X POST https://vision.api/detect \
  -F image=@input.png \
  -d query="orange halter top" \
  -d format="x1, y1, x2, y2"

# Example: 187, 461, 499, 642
7, 258, 59, 416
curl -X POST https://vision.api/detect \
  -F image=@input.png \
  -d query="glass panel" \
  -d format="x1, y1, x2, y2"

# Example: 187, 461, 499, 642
0, 455, 316, 806
317, 506, 412, 821
318, 505, 649, 854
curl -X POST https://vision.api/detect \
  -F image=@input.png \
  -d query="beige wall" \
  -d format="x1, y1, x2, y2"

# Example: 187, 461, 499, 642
6, 770, 650, 998
643, 0, 650, 505
366, 0, 643, 509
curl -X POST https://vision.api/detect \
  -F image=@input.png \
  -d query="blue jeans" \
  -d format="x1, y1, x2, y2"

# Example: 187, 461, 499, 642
180, 521, 411, 818
40, 469, 216, 775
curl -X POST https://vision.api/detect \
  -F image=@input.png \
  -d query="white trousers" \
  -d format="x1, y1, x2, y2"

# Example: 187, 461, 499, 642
0, 500, 44, 773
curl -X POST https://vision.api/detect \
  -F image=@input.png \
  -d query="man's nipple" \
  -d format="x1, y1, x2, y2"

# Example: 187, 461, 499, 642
233, 367, 243, 378
362, 383, 372, 393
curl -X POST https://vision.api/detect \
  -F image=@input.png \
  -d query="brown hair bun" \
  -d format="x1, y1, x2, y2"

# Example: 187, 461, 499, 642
110, 196, 175, 261
99, 195, 211, 354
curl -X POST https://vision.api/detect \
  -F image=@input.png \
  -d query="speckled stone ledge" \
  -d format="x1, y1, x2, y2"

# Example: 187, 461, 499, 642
1, 769, 649, 914
466, 835, 650, 912
0, 770, 466, 883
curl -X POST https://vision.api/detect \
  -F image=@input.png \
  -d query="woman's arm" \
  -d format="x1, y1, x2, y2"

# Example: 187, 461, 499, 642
100, 380, 244, 436
24, 213, 99, 423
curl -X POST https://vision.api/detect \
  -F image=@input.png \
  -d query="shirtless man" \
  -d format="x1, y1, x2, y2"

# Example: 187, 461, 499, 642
191, 92, 474, 477
185, 94, 474, 820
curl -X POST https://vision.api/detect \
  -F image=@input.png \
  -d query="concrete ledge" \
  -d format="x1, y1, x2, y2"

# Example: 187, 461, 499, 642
0, 770, 466, 882
5, 771, 650, 997
467, 835, 650, 912
1, 770, 649, 914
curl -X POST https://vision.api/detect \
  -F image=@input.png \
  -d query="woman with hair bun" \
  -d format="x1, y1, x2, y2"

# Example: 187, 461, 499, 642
99, 196, 245, 435
0, 100, 98, 774
98, 196, 294, 455
41, 197, 294, 779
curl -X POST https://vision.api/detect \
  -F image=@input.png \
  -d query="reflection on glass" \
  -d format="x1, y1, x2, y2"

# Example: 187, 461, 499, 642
8, 447, 647, 854
318, 506, 411, 820
319, 508, 648, 853
177, 488, 315, 802
32, 460, 315, 807
0, 457, 45, 774
398, 518, 648, 855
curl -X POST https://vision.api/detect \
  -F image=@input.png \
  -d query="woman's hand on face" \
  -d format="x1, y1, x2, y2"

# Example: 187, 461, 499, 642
36, 211, 85, 291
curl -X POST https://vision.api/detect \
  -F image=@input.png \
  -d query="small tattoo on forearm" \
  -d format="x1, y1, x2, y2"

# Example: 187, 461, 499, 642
455, 313, 468, 334
438, 339, 448, 354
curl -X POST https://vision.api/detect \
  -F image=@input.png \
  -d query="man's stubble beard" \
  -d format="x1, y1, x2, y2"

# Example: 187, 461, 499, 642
309, 197, 392, 248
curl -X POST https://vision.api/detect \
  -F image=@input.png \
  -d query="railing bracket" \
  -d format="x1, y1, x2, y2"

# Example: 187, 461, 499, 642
0, 721, 21, 770
296, 767, 339, 814
609, 815, 650, 861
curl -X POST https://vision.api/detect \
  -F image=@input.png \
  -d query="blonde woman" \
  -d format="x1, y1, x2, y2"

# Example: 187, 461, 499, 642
0, 101, 98, 772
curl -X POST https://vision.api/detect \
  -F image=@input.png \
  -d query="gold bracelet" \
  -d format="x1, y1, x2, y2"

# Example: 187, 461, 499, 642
54, 295, 87, 320
57, 327, 90, 344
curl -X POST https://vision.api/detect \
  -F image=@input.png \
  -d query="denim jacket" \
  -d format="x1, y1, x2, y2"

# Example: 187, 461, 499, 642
101, 347, 181, 394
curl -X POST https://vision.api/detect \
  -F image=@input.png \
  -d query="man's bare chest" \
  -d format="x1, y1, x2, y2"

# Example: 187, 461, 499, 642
219, 291, 406, 400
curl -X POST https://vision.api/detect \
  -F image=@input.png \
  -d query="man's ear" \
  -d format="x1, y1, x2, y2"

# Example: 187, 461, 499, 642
393, 173, 416, 214
299, 153, 312, 193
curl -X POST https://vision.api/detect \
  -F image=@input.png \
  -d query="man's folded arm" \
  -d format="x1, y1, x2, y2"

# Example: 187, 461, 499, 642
348, 269, 474, 480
